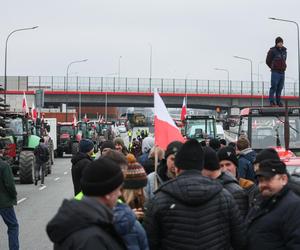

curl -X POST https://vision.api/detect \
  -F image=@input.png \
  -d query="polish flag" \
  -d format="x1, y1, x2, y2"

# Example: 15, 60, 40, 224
83, 114, 88, 122
31, 102, 37, 120
180, 97, 187, 122
72, 114, 77, 127
22, 92, 29, 113
154, 89, 185, 150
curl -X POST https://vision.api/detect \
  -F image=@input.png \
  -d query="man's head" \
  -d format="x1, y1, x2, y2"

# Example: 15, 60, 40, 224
236, 137, 250, 151
40, 138, 45, 144
209, 138, 221, 151
219, 139, 227, 148
79, 139, 94, 156
103, 149, 128, 172
217, 146, 238, 177
175, 139, 203, 174
165, 141, 183, 176
100, 140, 115, 155
141, 137, 154, 154
256, 159, 288, 197
275, 36, 284, 48
203, 146, 220, 171
81, 157, 124, 208
253, 148, 280, 172
113, 138, 125, 153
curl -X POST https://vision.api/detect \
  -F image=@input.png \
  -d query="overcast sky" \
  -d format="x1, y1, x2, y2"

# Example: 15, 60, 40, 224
1, 0, 300, 82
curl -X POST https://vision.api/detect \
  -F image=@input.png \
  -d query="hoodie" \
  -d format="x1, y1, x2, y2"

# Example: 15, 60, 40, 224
144, 170, 246, 250
46, 198, 125, 250
238, 148, 256, 182
114, 203, 149, 250
71, 152, 93, 196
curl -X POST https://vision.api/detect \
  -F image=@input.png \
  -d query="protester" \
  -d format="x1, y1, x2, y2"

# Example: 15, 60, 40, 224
33, 138, 50, 186
247, 159, 300, 249
202, 146, 249, 218
236, 137, 256, 182
144, 139, 246, 250
142, 146, 164, 175
0, 141, 19, 250
114, 138, 129, 156
137, 137, 154, 166
47, 158, 125, 249
218, 146, 258, 206
266, 36, 287, 107
145, 141, 183, 200
100, 140, 115, 155
209, 138, 221, 151
71, 139, 94, 196
220, 138, 227, 148
122, 161, 148, 222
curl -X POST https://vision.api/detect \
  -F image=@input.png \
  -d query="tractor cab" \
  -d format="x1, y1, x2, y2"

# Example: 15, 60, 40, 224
238, 107, 300, 153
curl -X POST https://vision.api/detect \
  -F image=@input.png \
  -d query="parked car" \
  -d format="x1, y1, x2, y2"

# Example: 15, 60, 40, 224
118, 125, 127, 133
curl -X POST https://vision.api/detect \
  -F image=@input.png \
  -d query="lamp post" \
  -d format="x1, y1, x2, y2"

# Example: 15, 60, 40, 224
234, 56, 253, 105
4, 26, 38, 105
269, 17, 300, 105
214, 68, 230, 93
149, 43, 152, 93
65, 59, 88, 121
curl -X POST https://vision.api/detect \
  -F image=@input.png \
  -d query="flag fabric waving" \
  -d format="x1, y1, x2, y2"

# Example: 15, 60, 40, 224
180, 96, 187, 121
31, 102, 37, 120
22, 92, 29, 113
154, 89, 185, 149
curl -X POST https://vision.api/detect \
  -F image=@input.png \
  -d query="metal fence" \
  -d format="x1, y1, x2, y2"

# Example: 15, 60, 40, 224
1, 76, 298, 96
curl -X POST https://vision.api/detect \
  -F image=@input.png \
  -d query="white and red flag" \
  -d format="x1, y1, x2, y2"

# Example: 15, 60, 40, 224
31, 102, 37, 120
83, 113, 88, 122
72, 114, 77, 127
180, 96, 187, 122
22, 92, 29, 113
154, 89, 185, 150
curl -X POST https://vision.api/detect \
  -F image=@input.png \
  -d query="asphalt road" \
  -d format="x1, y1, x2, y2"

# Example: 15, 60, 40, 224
0, 157, 74, 250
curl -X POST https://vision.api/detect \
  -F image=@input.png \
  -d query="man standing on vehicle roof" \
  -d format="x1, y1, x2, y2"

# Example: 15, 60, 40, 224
266, 36, 287, 107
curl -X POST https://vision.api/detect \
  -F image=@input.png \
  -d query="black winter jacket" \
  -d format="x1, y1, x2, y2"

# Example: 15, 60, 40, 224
247, 187, 300, 250
266, 46, 287, 72
144, 170, 246, 250
71, 152, 93, 196
218, 172, 249, 218
46, 197, 125, 250
238, 149, 256, 182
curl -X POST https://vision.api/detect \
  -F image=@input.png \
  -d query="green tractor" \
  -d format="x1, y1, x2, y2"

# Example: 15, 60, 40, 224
1, 113, 52, 184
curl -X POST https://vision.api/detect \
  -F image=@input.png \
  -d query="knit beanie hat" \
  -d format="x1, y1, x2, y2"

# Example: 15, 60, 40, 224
253, 148, 280, 164
100, 140, 115, 154
123, 162, 147, 189
165, 141, 183, 159
275, 36, 283, 45
114, 138, 125, 148
217, 146, 238, 167
203, 146, 220, 171
79, 139, 94, 153
81, 157, 124, 196
209, 138, 221, 151
126, 153, 136, 164
175, 139, 204, 170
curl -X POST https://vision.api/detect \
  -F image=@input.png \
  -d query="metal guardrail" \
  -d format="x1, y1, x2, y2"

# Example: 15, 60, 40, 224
1, 76, 298, 96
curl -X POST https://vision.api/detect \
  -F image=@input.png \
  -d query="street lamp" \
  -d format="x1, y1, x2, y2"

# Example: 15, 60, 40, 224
214, 68, 230, 93
234, 56, 253, 104
66, 59, 88, 91
269, 17, 300, 105
4, 26, 39, 105
65, 59, 88, 121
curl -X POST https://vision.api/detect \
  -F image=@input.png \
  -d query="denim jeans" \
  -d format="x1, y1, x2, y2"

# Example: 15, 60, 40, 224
269, 71, 285, 104
35, 162, 46, 184
0, 207, 19, 250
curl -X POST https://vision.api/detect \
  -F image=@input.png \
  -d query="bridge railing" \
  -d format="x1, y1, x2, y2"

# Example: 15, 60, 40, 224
1, 76, 298, 96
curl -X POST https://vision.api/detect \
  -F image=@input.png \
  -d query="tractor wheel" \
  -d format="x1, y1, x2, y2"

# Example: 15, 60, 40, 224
72, 142, 79, 156
19, 151, 35, 184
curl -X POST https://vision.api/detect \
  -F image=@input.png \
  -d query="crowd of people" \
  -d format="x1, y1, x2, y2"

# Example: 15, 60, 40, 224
45, 133, 300, 250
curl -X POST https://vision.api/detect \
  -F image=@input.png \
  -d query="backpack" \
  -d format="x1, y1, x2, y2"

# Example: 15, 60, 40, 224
37, 146, 49, 163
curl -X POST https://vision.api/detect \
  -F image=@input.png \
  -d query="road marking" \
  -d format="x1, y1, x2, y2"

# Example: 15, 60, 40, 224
54, 177, 60, 181
17, 198, 27, 204
39, 185, 47, 191
64, 171, 67, 175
